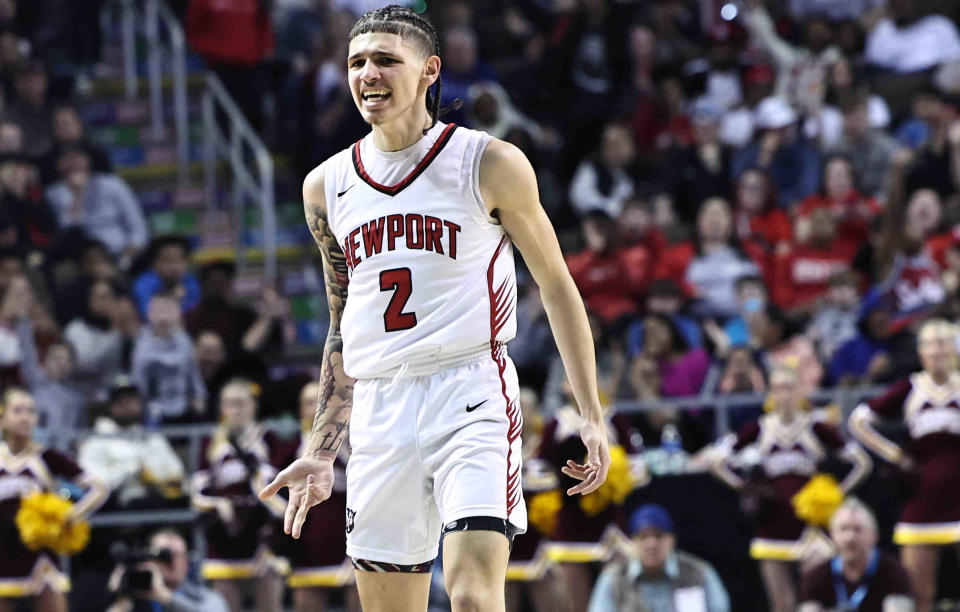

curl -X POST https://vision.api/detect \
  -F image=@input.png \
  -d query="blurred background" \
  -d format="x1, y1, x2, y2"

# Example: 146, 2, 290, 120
2, 0, 960, 610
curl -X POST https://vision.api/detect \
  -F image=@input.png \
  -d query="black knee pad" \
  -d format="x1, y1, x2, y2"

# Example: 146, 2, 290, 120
351, 558, 435, 573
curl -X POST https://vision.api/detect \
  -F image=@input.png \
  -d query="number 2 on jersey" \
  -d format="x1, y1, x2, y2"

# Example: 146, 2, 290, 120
379, 268, 417, 332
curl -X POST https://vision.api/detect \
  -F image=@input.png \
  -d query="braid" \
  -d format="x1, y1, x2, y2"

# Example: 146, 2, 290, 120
350, 5, 462, 134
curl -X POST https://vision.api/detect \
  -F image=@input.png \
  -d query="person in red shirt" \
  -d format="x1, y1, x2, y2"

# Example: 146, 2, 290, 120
186, 0, 275, 129
617, 196, 667, 261
796, 155, 881, 246
566, 210, 651, 329
772, 208, 857, 313
733, 167, 792, 253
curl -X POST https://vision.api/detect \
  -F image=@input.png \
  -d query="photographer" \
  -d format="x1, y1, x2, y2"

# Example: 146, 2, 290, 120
106, 529, 229, 612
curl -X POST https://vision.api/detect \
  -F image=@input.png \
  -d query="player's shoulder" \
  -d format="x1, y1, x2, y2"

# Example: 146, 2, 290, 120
303, 146, 356, 202
478, 137, 529, 175
477, 137, 536, 206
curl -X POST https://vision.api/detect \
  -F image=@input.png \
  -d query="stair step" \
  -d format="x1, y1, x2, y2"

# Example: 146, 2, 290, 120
87, 72, 207, 101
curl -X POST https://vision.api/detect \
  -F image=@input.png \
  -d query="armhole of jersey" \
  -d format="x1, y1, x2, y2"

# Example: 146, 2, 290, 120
323, 148, 350, 236
466, 131, 500, 226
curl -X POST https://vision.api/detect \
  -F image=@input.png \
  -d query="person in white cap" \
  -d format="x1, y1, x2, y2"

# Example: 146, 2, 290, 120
731, 96, 822, 209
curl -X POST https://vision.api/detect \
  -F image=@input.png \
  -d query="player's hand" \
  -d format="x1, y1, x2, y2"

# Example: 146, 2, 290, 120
258, 456, 334, 539
562, 419, 611, 496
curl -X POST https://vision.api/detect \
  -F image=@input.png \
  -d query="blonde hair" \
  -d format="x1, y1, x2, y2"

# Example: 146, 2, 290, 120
918, 318, 959, 345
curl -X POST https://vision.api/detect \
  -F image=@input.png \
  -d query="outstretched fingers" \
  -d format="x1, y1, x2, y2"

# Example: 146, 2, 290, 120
291, 474, 316, 539
259, 469, 289, 500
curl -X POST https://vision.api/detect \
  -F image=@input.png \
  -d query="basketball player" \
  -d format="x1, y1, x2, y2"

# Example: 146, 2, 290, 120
259, 6, 611, 611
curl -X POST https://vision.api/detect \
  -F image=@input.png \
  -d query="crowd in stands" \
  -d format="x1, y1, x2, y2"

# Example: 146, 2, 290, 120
2, 0, 960, 610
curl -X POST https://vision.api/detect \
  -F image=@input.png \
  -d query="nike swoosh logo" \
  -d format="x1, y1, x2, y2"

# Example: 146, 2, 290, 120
337, 184, 355, 198
465, 399, 488, 412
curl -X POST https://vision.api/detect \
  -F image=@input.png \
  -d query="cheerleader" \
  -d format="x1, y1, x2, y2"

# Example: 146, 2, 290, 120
537, 392, 647, 612
278, 381, 359, 612
0, 387, 107, 611
190, 378, 287, 612
848, 319, 960, 612
712, 365, 871, 612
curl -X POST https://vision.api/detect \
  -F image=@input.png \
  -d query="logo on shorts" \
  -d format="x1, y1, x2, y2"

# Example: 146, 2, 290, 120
465, 399, 488, 412
346, 508, 356, 534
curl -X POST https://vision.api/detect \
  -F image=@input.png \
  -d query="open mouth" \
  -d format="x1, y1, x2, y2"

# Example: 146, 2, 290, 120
361, 90, 391, 104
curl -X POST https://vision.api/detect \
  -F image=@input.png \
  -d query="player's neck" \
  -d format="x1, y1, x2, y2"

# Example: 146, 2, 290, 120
371, 109, 433, 152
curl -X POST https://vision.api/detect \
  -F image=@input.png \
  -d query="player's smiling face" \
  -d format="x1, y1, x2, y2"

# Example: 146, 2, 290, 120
347, 32, 438, 126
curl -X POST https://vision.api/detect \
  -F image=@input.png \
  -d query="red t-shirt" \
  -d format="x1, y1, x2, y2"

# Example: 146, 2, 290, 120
186, 0, 275, 66
566, 245, 651, 324
734, 207, 793, 251
772, 239, 857, 310
797, 192, 881, 245
653, 240, 770, 298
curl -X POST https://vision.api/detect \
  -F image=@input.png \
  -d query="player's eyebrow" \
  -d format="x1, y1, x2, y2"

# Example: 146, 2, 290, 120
347, 50, 399, 63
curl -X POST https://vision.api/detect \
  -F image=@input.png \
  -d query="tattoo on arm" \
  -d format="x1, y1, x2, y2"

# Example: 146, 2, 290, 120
305, 199, 356, 459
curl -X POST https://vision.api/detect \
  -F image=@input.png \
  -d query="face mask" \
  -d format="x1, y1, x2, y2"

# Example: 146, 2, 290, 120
742, 297, 765, 315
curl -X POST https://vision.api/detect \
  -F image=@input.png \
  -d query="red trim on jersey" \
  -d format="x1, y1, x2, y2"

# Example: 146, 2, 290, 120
351, 123, 458, 196
486, 236, 521, 519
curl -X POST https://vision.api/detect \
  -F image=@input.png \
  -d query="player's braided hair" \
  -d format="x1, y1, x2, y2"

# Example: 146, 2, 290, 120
349, 5, 462, 134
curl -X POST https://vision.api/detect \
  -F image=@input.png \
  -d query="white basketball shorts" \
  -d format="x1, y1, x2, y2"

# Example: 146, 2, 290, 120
345, 344, 527, 566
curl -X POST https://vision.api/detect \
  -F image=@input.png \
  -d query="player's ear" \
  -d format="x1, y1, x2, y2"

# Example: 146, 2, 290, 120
423, 55, 440, 87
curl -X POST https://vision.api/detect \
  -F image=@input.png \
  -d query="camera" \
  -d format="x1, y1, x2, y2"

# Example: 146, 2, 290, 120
111, 543, 173, 597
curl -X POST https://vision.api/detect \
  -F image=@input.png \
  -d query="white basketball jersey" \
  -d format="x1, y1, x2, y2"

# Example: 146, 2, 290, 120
323, 122, 517, 379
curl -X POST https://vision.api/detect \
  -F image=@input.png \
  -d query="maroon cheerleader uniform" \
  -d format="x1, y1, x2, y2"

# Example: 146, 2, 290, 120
191, 425, 289, 580
537, 406, 644, 563
717, 411, 869, 561
0, 441, 107, 597
275, 436, 353, 588
507, 431, 555, 582
849, 371, 960, 545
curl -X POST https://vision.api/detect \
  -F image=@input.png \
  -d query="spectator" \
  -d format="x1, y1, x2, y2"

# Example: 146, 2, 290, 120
617, 196, 667, 257
716, 346, 766, 394
439, 26, 497, 125
828, 290, 920, 386
666, 99, 731, 223
0, 152, 58, 254
185, 261, 286, 356
587, 504, 730, 612
12, 277, 85, 444
654, 197, 763, 318
38, 104, 112, 184
731, 97, 822, 208
797, 154, 882, 246
566, 210, 651, 328
64, 279, 130, 402
720, 65, 776, 148
194, 329, 226, 414
464, 81, 552, 146
639, 312, 711, 397
191, 379, 286, 612
799, 498, 914, 612
106, 528, 230, 612
133, 235, 201, 317
52, 237, 124, 325
625, 279, 702, 358
772, 207, 857, 313
186, 0, 275, 129
5, 59, 54, 158
826, 94, 900, 200
751, 304, 824, 392
712, 365, 871, 612
568, 123, 637, 218
895, 87, 942, 150
705, 275, 768, 353
626, 352, 710, 452
732, 167, 792, 255
78, 376, 185, 509
132, 294, 207, 425
864, 0, 960, 73
45, 146, 149, 261
742, 3, 840, 115
805, 269, 862, 363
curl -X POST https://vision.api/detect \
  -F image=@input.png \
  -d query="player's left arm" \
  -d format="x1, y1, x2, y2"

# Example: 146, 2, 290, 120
479, 138, 610, 495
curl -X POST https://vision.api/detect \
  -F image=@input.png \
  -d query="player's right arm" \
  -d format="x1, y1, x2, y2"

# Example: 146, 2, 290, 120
259, 162, 357, 538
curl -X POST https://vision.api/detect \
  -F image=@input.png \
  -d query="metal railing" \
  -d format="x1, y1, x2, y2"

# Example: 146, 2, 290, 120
202, 73, 278, 280
111, 0, 189, 186
107, 0, 278, 280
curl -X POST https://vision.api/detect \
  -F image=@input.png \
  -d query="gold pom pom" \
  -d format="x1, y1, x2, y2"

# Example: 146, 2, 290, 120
528, 490, 562, 536
15, 491, 91, 556
578, 445, 636, 517
792, 473, 844, 527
